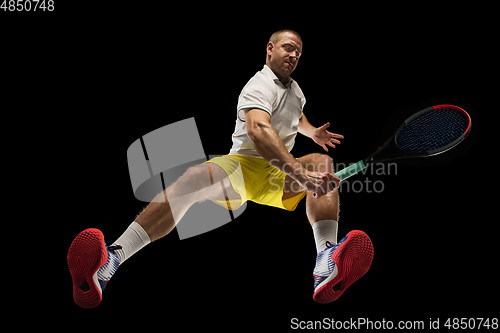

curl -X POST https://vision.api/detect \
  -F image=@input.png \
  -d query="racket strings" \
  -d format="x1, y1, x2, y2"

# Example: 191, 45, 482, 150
396, 108, 469, 153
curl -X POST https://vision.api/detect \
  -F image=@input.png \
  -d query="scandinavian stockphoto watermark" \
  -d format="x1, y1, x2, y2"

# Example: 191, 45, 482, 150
268, 159, 397, 194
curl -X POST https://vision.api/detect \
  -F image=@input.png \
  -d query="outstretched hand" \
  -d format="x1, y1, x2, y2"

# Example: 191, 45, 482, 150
311, 122, 344, 152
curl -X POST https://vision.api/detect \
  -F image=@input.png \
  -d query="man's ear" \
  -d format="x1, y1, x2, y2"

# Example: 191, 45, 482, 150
266, 42, 274, 56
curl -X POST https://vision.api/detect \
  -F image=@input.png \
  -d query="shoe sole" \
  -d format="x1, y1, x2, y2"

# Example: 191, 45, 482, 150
313, 230, 374, 304
67, 228, 107, 309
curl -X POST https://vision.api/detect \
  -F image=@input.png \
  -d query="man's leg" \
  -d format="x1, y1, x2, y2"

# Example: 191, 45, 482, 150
304, 154, 339, 255
283, 153, 338, 251
135, 162, 240, 242
301, 153, 339, 225
112, 161, 240, 263
68, 161, 240, 308
283, 153, 339, 221
282, 153, 373, 304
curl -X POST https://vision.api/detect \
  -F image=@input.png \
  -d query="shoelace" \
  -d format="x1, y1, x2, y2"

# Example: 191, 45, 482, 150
324, 241, 343, 291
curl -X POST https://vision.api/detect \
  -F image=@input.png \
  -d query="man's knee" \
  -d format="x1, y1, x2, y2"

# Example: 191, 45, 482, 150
304, 153, 334, 172
180, 163, 212, 189
177, 163, 232, 196
162, 164, 208, 201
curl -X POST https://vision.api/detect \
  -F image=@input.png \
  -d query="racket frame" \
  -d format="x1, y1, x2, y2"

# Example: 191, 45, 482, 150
334, 104, 471, 182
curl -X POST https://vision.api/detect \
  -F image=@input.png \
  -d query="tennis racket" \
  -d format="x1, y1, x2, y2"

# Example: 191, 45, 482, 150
334, 104, 472, 182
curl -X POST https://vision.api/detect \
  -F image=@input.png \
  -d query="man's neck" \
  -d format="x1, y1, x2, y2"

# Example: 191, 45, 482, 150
265, 63, 291, 85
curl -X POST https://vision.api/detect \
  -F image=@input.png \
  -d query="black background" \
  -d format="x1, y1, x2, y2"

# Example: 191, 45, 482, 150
3, 3, 494, 331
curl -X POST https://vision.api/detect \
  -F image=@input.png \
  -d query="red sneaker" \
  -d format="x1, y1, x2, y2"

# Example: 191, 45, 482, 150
67, 228, 121, 308
313, 230, 374, 303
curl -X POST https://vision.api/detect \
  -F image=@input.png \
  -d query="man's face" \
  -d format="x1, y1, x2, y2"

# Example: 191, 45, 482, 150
266, 32, 303, 83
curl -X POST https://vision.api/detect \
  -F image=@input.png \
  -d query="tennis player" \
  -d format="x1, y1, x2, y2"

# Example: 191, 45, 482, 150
67, 29, 374, 308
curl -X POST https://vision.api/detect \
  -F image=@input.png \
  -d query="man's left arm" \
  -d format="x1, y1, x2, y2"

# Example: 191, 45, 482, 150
298, 113, 345, 152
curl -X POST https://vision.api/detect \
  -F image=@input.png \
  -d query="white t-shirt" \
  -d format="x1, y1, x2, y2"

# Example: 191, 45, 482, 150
229, 65, 306, 158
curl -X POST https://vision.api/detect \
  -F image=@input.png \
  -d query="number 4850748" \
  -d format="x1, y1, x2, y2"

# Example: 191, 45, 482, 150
444, 318, 498, 330
1, 0, 55, 11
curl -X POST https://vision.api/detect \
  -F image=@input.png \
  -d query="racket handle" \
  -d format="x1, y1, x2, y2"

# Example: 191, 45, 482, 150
334, 160, 367, 182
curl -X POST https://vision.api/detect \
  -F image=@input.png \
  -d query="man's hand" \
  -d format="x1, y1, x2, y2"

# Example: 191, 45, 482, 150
299, 170, 341, 198
311, 122, 344, 152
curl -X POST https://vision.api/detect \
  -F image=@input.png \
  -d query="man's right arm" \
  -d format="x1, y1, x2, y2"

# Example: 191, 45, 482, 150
245, 109, 304, 177
245, 109, 337, 197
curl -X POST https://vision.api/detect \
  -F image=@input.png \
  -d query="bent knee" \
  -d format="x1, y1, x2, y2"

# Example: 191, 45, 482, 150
182, 162, 232, 189
305, 153, 334, 172
178, 163, 212, 189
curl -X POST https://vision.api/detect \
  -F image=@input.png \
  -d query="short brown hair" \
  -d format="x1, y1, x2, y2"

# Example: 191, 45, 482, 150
269, 29, 302, 45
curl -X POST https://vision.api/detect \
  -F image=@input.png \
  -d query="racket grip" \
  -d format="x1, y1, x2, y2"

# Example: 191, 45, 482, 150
334, 160, 367, 182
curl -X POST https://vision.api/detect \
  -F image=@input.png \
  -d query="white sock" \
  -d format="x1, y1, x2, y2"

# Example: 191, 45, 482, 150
111, 221, 151, 264
312, 219, 338, 253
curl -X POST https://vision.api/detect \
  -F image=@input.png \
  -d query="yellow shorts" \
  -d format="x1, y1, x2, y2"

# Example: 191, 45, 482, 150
207, 154, 306, 211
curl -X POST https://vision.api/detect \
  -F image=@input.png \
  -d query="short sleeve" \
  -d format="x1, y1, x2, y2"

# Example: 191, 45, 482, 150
292, 82, 306, 112
237, 79, 276, 121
